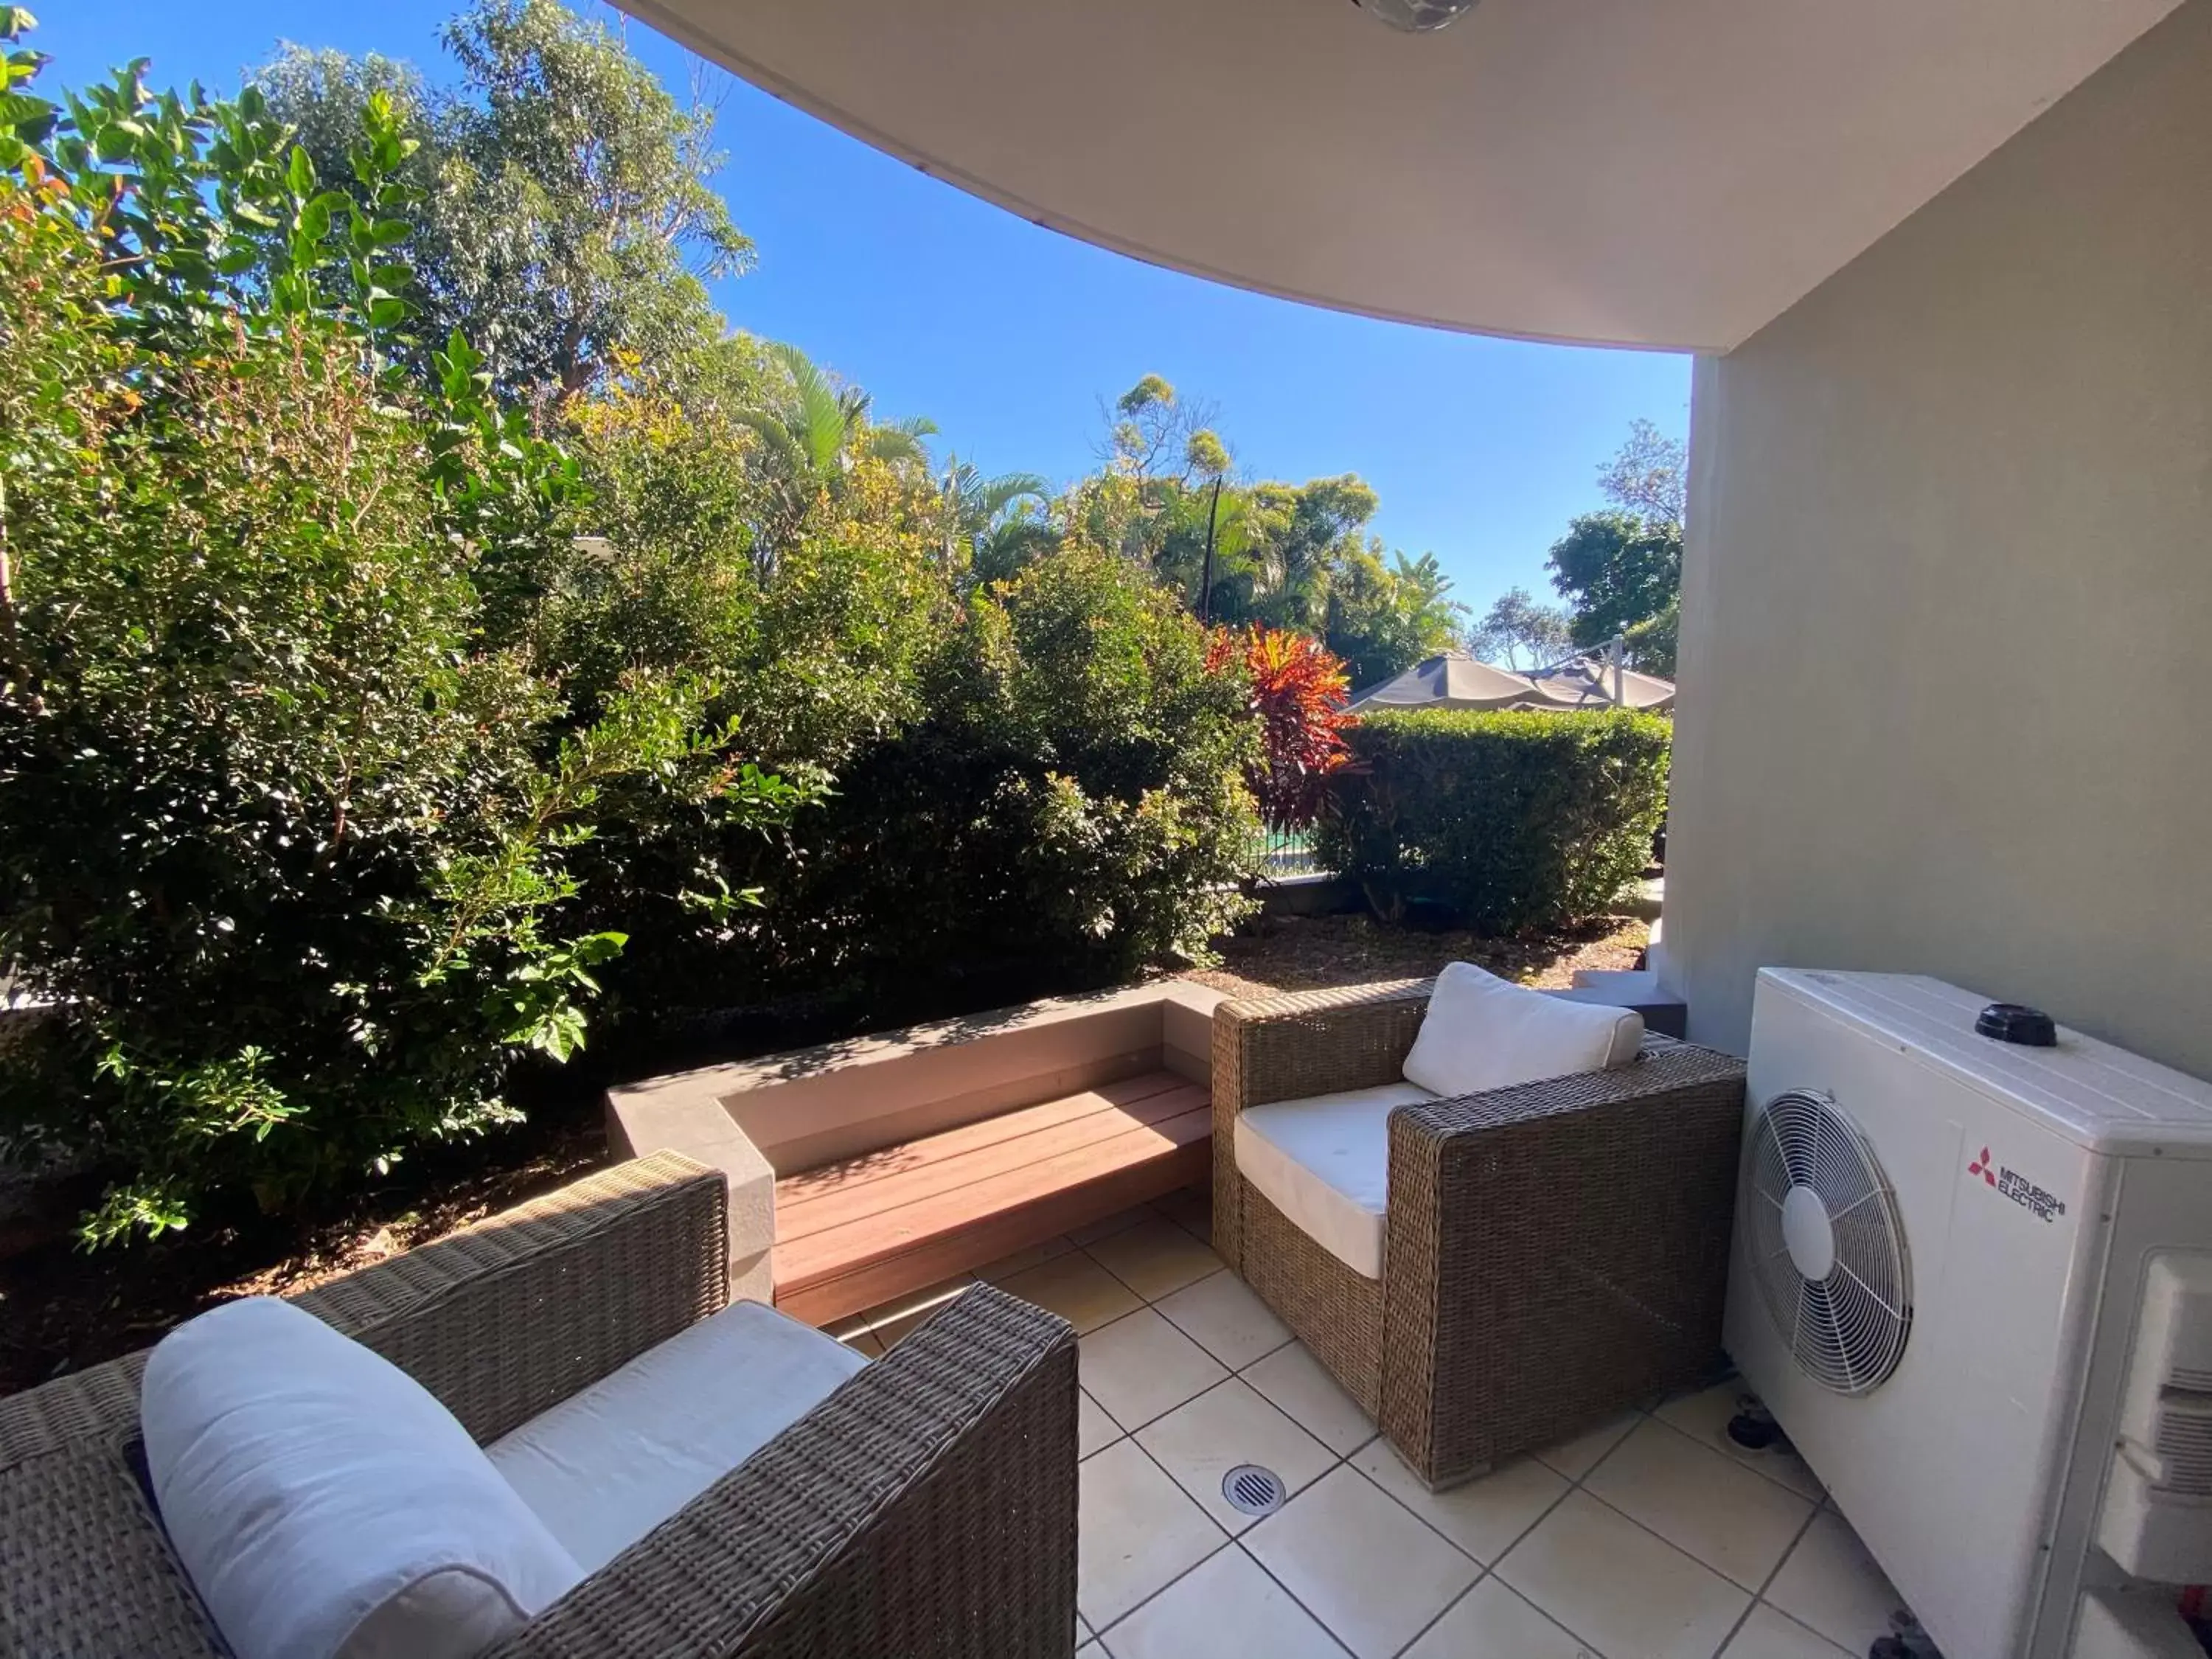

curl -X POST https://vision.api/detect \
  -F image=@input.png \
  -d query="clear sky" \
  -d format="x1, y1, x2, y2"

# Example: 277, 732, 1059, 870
36, 0, 1691, 616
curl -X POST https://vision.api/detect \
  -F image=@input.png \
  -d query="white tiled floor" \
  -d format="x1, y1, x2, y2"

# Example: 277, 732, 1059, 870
835, 1193, 1913, 1659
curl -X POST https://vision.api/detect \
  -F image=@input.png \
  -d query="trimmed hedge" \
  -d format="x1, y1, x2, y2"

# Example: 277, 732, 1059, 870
1314, 709, 1670, 933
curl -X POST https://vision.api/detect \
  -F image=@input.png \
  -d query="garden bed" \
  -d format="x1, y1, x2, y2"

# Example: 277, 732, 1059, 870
1183, 910, 1649, 1002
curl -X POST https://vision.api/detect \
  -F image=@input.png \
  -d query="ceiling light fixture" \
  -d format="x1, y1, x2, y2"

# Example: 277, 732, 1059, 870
1351, 0, 1480, 33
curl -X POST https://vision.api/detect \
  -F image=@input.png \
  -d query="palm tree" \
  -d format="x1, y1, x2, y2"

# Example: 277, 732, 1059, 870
938, 458, 1054, 583
737, 341, 938, 571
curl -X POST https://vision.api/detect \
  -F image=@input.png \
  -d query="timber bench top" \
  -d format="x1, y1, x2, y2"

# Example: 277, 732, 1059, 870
771, 1068, 1211, 1326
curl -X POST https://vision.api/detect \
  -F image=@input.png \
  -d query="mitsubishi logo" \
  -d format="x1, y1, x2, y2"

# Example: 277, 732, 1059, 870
1969, 1146, 2068, 1221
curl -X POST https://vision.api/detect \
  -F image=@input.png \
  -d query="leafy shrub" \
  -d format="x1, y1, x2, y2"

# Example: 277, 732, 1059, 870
0, 44, 787, 1240
1315, 709, 1669, 933
1209, 627, 1355, 830
742, 548, 1262, 1006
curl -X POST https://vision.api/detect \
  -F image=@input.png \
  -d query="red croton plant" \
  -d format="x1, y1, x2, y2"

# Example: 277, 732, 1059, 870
1208, 627, 1359, 829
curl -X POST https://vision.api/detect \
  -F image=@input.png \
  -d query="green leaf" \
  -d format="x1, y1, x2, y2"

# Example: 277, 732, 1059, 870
285, 143, 313, 195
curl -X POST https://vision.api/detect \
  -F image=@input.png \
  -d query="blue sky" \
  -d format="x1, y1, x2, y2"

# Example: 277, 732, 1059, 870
36, 0, 1690, 615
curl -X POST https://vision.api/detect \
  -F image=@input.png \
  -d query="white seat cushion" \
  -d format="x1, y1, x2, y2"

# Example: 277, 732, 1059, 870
141, 1297, 584, 1659
1234, 1081, 1435, 1279
488, 1298, 867, 1573
1401, 960, 1644, 1099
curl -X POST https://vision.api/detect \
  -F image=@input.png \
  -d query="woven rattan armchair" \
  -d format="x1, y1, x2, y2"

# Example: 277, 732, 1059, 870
1212, 979, 1747, 1491
0, 1152, 1079, 1659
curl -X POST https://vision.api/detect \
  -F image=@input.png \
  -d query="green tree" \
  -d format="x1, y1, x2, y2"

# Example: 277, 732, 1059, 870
1545, 510, 1682, 665
1324, 548, 1464, 688
734, 340, 937, 571
1545, 420, 1688, 672
1596, 416, 1687, 526
1467, 585, 1573, 670
1235, 476, 1380, 631
937, 458, 1055, 584
1102, 375, 1226, 488
1621, 594, 1680, 678
257, 0, 754, 402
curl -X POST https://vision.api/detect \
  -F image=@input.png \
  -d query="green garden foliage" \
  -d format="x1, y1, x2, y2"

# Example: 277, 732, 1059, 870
0, 37, 790, 1241
1315, 710, 1671, 933
711, 547, 1262, 1012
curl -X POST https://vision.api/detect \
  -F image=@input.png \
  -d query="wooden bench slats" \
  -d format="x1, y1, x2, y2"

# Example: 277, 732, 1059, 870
773, 1100, 1210, 1287
771, 1141, 1212, 1329
770, 1067, 1210, 1326
775, 1077, 1206, 1242
774, 1069, 1194, 1208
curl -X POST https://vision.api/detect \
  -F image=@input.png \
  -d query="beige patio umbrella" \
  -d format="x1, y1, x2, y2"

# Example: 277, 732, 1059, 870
1521, 655, 1677, 712
1347, 652, 1537, 712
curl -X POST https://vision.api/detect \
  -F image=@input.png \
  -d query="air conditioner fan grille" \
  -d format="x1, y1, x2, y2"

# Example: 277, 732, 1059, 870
1745, 1088, 1913, 1395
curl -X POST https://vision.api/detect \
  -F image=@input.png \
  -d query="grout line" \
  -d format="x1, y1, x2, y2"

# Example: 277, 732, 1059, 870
1705, 1500, 1828, 1658
1537, 1403, 1832, 1659
1642, 1394, 1827, 1503
1571, 1419, 1819, 1598
1231, 1537, 1366, 1659
1085, 1436, 1237, 1641
1079, 1231, 1226, 1304
1384, 1567, 1491, 1659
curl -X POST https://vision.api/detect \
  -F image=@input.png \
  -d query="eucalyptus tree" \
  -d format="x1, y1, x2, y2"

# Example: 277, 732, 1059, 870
257, 0, 752, 403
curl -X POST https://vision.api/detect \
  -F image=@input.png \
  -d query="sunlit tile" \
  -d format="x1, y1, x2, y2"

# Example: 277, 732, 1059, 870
1137, 1379, 1335, 1535
1153, 1268, 1291, 1370
1082, 1309, 1228, 1431
1241, 1340, 1374, 1455
1077, 1440, 1228, 1630
1495, 1491, 1748, 1659
1242, 1466, 1478, 1659
1353, 1441, 1568, 1564
1585, 1416, 1815, 1589
1098, 1543, 1343, 1659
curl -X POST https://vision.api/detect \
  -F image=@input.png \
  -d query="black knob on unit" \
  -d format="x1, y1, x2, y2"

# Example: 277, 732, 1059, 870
1975, 1003, 2057, 1046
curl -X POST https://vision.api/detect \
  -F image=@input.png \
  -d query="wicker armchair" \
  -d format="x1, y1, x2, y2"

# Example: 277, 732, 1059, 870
1212, 979, 1747, 1492
0, 1152, 1079, 1659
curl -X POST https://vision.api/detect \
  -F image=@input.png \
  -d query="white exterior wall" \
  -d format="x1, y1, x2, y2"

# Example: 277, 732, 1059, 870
1668, 0, 2212, 1077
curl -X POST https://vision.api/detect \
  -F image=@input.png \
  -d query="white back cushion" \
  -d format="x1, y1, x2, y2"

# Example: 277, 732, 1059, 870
141, 1297, 582, 1659
1401, 960, 1644, 1099
490, 1298, 867, 1573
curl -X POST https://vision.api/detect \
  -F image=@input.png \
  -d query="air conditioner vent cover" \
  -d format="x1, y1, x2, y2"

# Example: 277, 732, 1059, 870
1745, 1088, 1913, 1395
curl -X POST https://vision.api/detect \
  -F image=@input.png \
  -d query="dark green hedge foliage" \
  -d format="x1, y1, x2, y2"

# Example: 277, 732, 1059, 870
1314, 709, 1669, 933
644, 546, 1262, 1020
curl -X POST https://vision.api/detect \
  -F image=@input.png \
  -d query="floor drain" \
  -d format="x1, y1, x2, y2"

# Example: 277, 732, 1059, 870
1222, 1464, 1288, 1517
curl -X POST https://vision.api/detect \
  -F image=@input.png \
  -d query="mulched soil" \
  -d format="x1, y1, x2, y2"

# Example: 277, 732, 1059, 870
1183, 910, 1650, 1002
0, 909, 1648, 1398
0, 1102, 607, 1397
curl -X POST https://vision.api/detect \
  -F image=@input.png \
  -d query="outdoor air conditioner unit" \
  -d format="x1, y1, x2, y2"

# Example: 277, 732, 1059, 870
1728, 969, 2212, 1659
